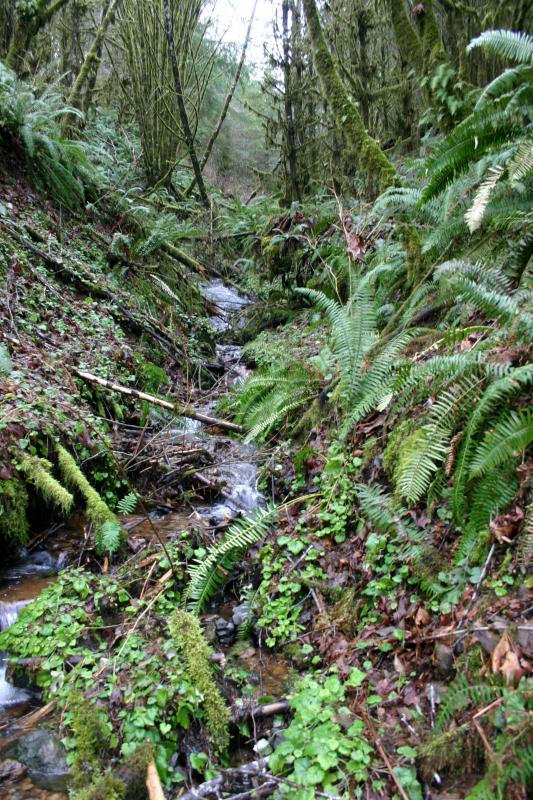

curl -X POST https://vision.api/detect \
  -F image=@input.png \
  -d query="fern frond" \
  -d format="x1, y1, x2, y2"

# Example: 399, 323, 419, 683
452, 365, 533, 522
117, 492, 138, 514
185, 507, 276, 613
435, 675, 505, 732
96, 520, 122, 556
423, 110, 521, 201
467, 30, 533, 65
508, 138, 533, 182
469, 408, 533, 477
465, 166, 505, 233
475, 65, 533, 110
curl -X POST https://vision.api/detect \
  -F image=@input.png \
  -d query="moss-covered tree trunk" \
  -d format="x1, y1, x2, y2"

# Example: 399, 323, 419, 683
301, 0, 396, 198
5, 0, 72, 74
163, 0, 209, 208
282, 0, 301, 203
63, 0, 121, 132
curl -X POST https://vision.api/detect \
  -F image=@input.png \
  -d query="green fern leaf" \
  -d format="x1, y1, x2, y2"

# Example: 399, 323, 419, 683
185, 507, 277, 613
469, 408, 533, 477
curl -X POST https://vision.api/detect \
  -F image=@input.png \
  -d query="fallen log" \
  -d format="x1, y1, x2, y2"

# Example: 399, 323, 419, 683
73, 369, 245, 434
232, 700, 290, 723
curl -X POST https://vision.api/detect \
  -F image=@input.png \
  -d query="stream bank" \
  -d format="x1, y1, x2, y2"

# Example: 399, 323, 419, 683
0, 278, 292, 798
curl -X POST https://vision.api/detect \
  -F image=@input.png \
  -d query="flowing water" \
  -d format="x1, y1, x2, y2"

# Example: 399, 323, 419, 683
0, 279, 271, 795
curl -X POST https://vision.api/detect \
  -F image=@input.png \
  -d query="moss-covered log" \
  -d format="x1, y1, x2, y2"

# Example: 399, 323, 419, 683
168, 609, 230, 753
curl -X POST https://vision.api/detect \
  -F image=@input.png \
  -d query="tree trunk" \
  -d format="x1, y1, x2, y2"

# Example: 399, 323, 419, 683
282, 0, 301, 203
301, 0, 395, 199
6, 0, 72, 74
162, 0, 209, 208
186, 0, 258, 197
63, 0, 121, 131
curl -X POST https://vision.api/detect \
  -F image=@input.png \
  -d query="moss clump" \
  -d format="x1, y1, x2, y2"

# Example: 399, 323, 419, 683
382, 418, 416, 483
362, 435, 378, 466
73, 772, 126, 800
292, 445, 317, 480
138, 361, 168, 393
0, 478, 29, 547
19, 455, 74, 514
116, 741, 154, 800
418, 727, 467, 781
398, 223, 425, 288
69, 694, 114, 790
169, 609, 230, 753
56, 444, 122, 554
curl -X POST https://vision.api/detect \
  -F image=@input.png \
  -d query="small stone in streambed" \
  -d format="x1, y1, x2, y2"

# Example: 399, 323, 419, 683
232, 603, 250, 627
6, 728, 69, 792
215, 618, 235, 644
253, 738, 272, 757
0, 759, 28, 783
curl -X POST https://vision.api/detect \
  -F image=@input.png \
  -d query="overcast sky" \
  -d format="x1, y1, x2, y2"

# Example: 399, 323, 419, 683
207, 0, 276, 74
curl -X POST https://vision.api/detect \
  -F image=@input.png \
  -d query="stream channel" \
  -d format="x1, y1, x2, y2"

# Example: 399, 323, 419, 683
0, 280, 288, 798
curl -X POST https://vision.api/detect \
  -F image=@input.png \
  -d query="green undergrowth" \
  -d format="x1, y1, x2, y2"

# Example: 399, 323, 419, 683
0, 538, 228, 787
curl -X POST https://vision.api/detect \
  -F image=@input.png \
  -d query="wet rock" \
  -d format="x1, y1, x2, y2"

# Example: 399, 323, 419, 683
232, 604, 250, 627
433, 643, 454, 676
7, 728, 70, 792
253, 738, 272, 757
202, 617, 217, 644
215, 618, 236, 645
6, 658, 42, 691
269, 729, 285, 751
0, 759, 28, 783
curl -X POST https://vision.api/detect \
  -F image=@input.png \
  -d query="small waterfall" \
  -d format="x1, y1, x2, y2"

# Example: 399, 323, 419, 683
0, 599, 31, 707
0, 600, 30, 630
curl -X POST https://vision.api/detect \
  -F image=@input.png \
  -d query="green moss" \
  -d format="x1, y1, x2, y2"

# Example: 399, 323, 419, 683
398, 223, 425, 289
418, 727, 467, 781
138, 361, 168, 393
382, 418, 416, 483
19, 454, 74, 514
116, 742, 154, 800
0, 478, 29, 547
169, 609, 230, 753
292, 445, 317, 480
362, 435, 378, 466
68, 693, 114, 789
57, 445, 115, 528
72, 772, 126, 800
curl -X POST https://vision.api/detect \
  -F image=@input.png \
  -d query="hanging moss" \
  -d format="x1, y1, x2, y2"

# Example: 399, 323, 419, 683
56, 444, 117, 530
0, 478, 29, 547
388, 0, 424, 75
169, 609, 230, 753
19, 454, 74, 514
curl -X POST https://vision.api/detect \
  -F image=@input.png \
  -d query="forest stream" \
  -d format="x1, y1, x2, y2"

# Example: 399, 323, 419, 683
1, 5, 532, 798
0, 280, 290, 798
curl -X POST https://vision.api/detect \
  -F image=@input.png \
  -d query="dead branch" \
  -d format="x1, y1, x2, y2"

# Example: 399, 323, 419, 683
72, 368, 245, 433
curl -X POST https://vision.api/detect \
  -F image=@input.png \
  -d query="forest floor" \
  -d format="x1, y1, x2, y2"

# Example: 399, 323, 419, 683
0, 152, 531, 800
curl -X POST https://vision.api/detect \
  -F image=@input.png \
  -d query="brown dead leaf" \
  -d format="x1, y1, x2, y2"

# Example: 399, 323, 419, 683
491, 632, 522, 686
415, 607, 431, 627
490, 506, 524, 544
